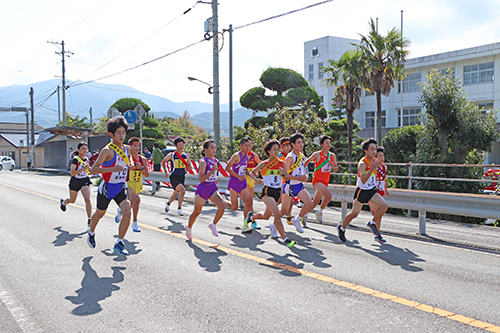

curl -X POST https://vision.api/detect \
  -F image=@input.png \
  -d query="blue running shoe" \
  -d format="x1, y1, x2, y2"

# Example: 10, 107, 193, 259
115, 208, 121, 223
113, 241, 129, 255
375, 235, 386, 243
87, 231, 95, 249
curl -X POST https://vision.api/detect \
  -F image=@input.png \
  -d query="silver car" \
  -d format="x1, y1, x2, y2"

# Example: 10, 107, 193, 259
0, 156, 15, 171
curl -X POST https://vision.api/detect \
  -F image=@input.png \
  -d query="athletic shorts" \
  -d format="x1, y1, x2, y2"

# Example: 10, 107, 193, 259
127, 181, 143, 194
354, 187, 378, 204
260, 186, 281, 202
195, 182, 218, 201
153, 164, 161, 172
69, 177, 91, 191
228, 177, 247, 193
312, 178, 329, 187
246, 175, 255, 188
170, 174, 185, 190
283, 182, 304, 197
97, 183, 128, 210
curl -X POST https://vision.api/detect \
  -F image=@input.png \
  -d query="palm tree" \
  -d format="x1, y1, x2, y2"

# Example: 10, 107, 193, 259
357, 18, 409, 143
322, 49, 367, 165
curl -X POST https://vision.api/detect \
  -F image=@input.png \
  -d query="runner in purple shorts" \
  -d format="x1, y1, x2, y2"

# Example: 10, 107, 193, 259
225, 137, 261, 233
186, 140, 229, 241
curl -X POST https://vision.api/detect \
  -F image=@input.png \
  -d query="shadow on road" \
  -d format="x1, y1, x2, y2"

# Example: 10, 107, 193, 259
354, 243, 425, 272
160, 218, 185, 233
52, 227, 86, 247
188, 241, 227, 272
65, 256, 126, 315
101, 238, 142, 261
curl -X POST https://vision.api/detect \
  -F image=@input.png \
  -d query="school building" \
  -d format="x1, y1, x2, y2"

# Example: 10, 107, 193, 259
304, 36, 500, 164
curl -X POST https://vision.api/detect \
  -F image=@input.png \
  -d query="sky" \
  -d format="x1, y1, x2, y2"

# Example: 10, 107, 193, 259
2, 0, 500, 109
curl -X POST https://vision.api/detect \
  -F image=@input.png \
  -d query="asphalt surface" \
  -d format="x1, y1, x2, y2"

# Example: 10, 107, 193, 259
0, 170, 499, 332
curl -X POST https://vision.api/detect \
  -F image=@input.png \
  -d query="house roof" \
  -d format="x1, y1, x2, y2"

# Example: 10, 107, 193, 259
0, 122, 44, 132
44, 126, 95, 138
0, 131, 56, 148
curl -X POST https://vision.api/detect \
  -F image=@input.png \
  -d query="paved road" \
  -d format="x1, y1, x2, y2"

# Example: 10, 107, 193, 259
0, 171, 499, 332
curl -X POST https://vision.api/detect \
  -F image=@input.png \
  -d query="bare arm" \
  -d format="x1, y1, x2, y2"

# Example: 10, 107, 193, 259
331, 153, 339, 172
161, 153, 172, 176
141, 156, 150, 177
90, 148, 122, 175
225, 153, 244, 181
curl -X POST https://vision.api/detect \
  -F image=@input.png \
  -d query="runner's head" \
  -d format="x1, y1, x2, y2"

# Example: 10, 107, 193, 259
106, 117, 128, 144
290, 133, 304, 153
128, 137, 141, 153
174, 137, 185, 150
320, 135, 332, 151
279, 137, 290, 154
247, 137, 253, 151
202, 139, 216, 157
361, 138, 378, 159
376, 146, 385, 163
263, 139, 280, 158
239, 137, 251, 154
76, 141, 88, 156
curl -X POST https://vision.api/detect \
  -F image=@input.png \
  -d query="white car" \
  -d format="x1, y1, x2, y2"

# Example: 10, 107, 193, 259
0, 156, 15, 171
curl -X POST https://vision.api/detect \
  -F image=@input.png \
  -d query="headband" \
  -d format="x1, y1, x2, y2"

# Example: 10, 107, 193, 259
280, 140, 289, 147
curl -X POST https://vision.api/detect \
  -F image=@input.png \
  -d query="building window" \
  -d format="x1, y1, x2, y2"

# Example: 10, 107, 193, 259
437, 67, 455, 78
464, 62, 494, 85
365, 110, 386, 128
8, 151, 15, 160
318, 62, 324, 79
476, 101, 494, 114
398, 73, 421, 93
308, 64, 314, 80
398, 108, 421, 127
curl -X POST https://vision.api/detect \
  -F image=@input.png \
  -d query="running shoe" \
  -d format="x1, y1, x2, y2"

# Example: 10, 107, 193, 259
115, 208, 121, 223
177, 208, 183, 216
291, 216, 304, 233
208, 223, 218, 237
87, 218, 91, 228
301, 214, 308, 227
337, 224, 346, 242
87, 231, 95, 249
243, 212, 253, 233
132, 221, 141, 232
185, 224, 193, 240
286, 216, 293, 225
165, 202, 170, 213
60, 198, 66, 212
113, 241, 129, 255
284, 238, 296, 248
315, 210, 323, 223
252, 222, 261, 230
269, 223, 278, 238
297, 201, 304, 208
374, 235, 386, 243
366, 221, 381, 236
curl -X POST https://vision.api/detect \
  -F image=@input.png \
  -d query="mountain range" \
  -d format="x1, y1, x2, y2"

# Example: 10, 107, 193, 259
0, 79, 254, 132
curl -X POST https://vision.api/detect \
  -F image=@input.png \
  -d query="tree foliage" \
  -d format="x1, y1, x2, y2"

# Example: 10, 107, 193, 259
111, 98, 151, 114
58, 111, 90, 129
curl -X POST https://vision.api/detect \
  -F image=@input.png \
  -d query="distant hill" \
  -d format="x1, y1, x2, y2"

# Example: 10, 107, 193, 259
0, 79, 250, 131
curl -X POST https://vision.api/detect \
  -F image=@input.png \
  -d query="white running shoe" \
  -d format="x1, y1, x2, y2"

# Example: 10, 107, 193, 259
132, 221, 140, 232
177, 208, 183, 216
297, 201, 304, 208
115, 208, 122, 223
269, 223, 278, 238
185, 225, 193, 240
208, 223, 218, 237
316, 210, 323, 223
292, 216, 304, 233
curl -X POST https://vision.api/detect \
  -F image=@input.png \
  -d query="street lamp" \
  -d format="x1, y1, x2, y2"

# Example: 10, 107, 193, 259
187, 77, 213, 94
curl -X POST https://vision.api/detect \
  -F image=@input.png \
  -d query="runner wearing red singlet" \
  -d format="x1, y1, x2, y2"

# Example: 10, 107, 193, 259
304, 135, 338, 223
278, 137, 294, 225
369, 146, 389, 215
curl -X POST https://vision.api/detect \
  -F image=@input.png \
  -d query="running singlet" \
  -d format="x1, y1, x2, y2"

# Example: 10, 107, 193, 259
101, 145, 129, 184
278, 152, 286, 162
287, 152, 306, 185
170, 152, 188, 176
72, 156, 91, 179
230, 152, 248, 178
246, 151, 258, 173
129, 154, 144, 183
312, 151, 334, 184
356, 157, 377, 190
261, 158, 283, 189
376, 164, 387, 195
202, 157, 218, 183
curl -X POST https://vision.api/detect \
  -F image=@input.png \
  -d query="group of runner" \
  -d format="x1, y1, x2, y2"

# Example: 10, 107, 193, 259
60, 116, 389, 255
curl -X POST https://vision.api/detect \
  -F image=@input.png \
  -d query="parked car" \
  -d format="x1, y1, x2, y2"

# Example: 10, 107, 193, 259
0, 156, 15, 171
483, 168, 499, 195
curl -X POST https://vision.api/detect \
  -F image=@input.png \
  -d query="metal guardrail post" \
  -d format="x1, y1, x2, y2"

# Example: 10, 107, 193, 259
419, 210, 426, 235
151, 183, 157, 196
341, 201, 347, 221
408, 163, 413, 217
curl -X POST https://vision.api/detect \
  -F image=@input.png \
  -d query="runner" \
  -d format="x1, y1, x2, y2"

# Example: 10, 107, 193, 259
245, 138, 261, 199
161, 137, 192, 216
369, 146, 389, 221
225, 137, 260, 233
60, 141, 92, 227
280, 133, 313, 233
337, 138, 388, 243
125, 137, 149, 233
278, 137, 293, 225
248, 139, 296, 247
87, 117, 134, 255
304, 135, 338, 223
185, 139, 228, 240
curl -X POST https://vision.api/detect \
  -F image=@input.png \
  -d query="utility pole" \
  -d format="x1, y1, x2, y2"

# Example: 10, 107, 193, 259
48, 40, 73, 126
30, 87, 35, 167
228, 24, 233, 154
212, 0, 220, 151
57, 86, 61, 125
89, 107, 93, 131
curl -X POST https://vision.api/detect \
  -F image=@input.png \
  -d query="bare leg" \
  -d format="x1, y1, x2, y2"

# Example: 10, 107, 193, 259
128, 188, 140, 222
341, 200, 363, 229
188, 195, 206, 228
368, 194, 388, 230
261, 196, 286, 239
63, 190, 79, 206
296, 189, 313, 218
118, 199, 132, 239
80, 186, 92, 218
209, 192, 227, 224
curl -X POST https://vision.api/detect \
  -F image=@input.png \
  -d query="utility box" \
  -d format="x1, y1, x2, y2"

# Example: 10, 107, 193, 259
204, 17, 213, 33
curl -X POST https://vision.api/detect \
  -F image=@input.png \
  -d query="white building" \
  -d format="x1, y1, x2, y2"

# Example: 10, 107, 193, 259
304, 36, 500, 164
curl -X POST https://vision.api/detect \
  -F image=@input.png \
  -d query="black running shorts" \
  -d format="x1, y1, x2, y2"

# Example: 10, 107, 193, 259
97, 186, 128, 211
69, 177, 91, 191
169, 174, 185, 190
354, 187, 378, 204
260, 186, 281, 202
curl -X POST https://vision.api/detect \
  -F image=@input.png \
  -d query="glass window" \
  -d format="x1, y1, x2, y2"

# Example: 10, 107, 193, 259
398, 108, 421, 127
437, 68, 455, 78
318, 62, 324, 79
365, 110, 386, 128
464, 62, 494, 85
398, 73, 421, 93
476, 101, 494, 114
308, 64, 314, 80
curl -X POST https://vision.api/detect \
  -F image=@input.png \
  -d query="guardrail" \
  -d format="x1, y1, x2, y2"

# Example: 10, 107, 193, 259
144, 172, 500, 235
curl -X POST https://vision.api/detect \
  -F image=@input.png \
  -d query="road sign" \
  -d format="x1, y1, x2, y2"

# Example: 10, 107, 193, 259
134, 103, 146, 117
124, 110, 138, 124
107, 107, 120, 119
128, 123, 135, 130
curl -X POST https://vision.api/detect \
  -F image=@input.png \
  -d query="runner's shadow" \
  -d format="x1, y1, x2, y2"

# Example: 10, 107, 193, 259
354, 243, 425, 272
187, 241, 227, 272
258, 246, 305, 277
52, 227, 86, 247
220, 230, 266, 251
160, 218, 185, 233
101, 239, 142, 261
65, 256, 126, 315
307, 225, 346, 245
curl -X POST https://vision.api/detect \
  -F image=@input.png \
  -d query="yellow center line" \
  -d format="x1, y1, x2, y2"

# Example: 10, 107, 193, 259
2, 181, 499, 332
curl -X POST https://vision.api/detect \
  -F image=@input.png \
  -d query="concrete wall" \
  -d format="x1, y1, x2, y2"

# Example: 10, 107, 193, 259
43, 140, 68, 169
